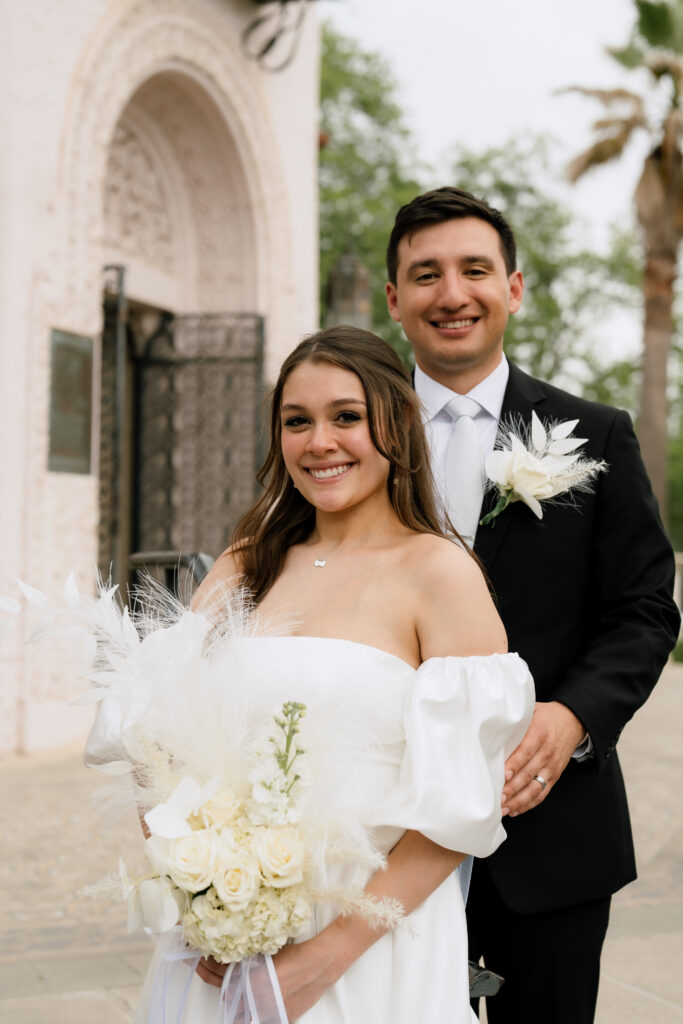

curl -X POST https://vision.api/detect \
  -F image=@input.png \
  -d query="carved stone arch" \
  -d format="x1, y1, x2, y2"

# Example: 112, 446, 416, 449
102, 68, 259, 313
55, 0, 294, 337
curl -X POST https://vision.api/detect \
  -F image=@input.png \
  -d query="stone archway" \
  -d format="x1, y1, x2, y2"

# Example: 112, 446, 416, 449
53, 0, 295, 359
102, 69, 259, 315
97, 68, 268, 582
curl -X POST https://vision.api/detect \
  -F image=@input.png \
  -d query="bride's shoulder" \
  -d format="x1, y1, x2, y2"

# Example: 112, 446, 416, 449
402, 532, 480, 581
192, 544, 247, 612
405, 535, 506, 658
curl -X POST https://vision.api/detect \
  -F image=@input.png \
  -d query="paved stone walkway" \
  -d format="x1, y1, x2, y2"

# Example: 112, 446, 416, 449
1, 665, 682, 1023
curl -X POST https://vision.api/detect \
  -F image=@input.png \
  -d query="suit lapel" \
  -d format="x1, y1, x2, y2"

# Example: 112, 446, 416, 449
474, 362, 547, 568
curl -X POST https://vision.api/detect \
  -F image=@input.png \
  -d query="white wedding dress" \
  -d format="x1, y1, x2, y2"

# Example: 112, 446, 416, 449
85, 635, 534, 1024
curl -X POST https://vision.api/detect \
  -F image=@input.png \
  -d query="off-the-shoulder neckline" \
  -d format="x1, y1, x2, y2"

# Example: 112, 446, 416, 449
235, 634, 516, 673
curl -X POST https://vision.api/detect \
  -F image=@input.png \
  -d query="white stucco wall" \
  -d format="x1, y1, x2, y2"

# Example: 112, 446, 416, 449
0, 0, 319, 754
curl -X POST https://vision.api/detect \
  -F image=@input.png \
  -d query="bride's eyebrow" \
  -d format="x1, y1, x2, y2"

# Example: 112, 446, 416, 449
280, 399, 366, 412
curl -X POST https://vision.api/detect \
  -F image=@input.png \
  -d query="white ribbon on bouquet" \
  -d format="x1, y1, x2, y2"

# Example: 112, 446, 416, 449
147, 928, 289, 1024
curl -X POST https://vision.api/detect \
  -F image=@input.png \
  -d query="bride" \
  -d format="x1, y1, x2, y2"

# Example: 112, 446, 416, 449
89, 325, 534, 1023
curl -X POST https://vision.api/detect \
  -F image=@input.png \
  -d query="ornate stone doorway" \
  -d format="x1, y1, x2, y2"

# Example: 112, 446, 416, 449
98, 70, 264, 585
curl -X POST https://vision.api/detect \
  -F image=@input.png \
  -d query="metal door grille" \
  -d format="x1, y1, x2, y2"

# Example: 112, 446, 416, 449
133, 313, 265, 558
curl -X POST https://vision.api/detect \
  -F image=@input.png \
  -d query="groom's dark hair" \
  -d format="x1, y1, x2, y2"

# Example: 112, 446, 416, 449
386, 186, 517, 283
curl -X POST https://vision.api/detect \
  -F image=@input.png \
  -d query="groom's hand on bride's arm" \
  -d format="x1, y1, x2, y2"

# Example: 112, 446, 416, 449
501, 701, 587, 817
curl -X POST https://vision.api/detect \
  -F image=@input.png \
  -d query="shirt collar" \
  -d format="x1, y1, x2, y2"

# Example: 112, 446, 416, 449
414, 356, 509, 421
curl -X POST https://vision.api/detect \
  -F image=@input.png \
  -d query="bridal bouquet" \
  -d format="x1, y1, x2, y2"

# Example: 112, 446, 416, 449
130, 701, 313, 963
10, 576, 402, 959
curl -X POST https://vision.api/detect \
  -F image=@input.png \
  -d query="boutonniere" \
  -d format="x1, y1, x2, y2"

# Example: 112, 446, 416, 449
479, 411, 607, 526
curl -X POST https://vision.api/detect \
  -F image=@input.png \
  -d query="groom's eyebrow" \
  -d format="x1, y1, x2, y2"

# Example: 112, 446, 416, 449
406, 254, 497, 275
406, 258, 440, 276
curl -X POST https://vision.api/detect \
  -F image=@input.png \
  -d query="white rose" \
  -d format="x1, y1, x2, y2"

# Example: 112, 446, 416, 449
486, 441, 556, 518
213, 851, 261, 911
189, 788, 242, 830
215, 826, 240, 855
166, 829, 219, 892
252, 827, 304, 888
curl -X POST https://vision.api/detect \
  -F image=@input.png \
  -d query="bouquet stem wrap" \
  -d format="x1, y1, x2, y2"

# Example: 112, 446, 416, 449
148, 928, 288, 1024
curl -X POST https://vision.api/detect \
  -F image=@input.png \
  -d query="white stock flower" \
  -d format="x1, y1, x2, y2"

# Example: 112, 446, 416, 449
213, 851, 261, 910
166, 829, 219, 892
252, 827, 304, 888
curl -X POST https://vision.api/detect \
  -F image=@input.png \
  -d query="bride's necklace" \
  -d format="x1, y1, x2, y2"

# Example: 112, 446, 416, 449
309, 514, 395, 568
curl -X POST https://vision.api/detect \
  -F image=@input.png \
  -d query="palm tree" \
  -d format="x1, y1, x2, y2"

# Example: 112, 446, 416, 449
564, 0, 683, 525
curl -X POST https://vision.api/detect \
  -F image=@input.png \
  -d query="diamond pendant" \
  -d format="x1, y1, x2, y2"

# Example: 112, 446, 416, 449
314, 559, 326, 568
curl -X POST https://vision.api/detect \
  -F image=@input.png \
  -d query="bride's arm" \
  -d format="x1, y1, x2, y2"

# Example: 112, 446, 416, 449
415, 538, 507, 660
196, 828, 465, 1017
277, 830, 465, 1016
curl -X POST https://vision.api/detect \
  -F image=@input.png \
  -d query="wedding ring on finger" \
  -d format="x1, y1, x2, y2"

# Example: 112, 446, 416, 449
533, 774, 547, 791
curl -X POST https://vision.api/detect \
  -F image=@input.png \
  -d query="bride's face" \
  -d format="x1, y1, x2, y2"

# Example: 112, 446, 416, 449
280, 360, 391, 513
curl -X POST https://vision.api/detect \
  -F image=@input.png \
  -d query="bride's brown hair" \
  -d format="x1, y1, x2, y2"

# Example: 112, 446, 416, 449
231, 325, 454, 601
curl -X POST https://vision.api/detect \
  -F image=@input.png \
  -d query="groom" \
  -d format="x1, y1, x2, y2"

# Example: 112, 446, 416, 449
385, 187, 680, 1024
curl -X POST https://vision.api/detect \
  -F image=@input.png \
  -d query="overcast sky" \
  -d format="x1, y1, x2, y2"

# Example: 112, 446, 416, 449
321, 0, 651, 251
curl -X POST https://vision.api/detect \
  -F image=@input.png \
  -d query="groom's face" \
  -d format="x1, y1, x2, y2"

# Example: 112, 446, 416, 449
385, 217, 523, 390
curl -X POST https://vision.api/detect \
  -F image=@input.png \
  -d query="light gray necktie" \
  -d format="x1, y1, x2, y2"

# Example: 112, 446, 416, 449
445, 395, 485, 547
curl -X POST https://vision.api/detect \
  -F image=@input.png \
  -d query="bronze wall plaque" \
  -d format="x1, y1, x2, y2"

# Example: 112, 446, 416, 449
48, 330, 93, 474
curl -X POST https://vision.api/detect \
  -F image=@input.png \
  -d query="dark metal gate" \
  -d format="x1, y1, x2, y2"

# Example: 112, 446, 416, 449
98, 266, 265, 583
133, 310, 265, 558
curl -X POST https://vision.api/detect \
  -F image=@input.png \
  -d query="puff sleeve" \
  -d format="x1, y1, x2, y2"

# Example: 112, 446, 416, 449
377, 653, 534, 857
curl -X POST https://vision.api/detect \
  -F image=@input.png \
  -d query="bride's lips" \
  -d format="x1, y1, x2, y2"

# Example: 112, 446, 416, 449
303, 462, 355, 481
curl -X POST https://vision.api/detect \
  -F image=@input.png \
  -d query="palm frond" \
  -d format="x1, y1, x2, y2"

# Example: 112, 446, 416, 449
566, 125, 639, 182
559, 85, 646, 114
590, 114, 647, 134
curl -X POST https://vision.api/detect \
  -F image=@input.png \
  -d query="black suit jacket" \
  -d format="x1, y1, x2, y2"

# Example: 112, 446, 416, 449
472, 362, 679, 914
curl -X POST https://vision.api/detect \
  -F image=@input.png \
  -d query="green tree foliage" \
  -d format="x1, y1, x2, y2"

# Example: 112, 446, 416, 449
318, 22, 422, 360
447, 138, 642, 410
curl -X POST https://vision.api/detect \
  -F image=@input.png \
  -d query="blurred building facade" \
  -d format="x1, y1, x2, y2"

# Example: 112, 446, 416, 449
0, 0, 320, 755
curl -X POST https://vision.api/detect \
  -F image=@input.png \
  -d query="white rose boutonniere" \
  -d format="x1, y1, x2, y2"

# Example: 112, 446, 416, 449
480, 411, 607, 526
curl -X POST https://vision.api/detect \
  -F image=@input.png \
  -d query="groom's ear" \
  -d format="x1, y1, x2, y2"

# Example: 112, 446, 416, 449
386, 281, 401, 323
508, 270, 524, 315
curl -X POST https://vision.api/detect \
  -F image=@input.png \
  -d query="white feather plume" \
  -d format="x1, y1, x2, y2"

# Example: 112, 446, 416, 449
23, 574, 403, 933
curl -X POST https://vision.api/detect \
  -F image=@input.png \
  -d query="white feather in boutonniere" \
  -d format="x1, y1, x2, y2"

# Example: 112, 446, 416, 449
480, 411, 607, 526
